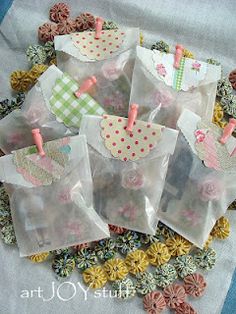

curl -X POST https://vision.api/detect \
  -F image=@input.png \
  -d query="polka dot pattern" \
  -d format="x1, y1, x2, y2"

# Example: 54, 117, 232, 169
100, 115, 163, 161
71, 30, 125, 61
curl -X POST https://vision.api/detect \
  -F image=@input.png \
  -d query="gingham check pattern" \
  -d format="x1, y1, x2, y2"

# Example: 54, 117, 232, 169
49, 73, 105, 128
174, 57, 185, 91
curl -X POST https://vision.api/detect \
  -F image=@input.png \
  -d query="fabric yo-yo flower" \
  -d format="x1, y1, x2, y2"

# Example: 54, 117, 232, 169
136, 271, 156, 295
43, 41, 56, 59
198, 176, 223, 202
28, 252, 49, 263
163, 283, 186, 309
221, 94, 236, 118
94, 238, 117, 261
125, 249, 149, 275
38, 22, 59, 43
217, 77, 233, 98
74, 247, 98, 271
206, 58, 221, 66
229, 69, 236, 90
57, 18, 77, 35
102, 20, 118, 30
146, 242, 171, 266
143, 291, 166, 314
154, 263, 178, 288
73, 242, 89, 251
158, 222, 177, 239
51, 247, 71, 256
183, 49, 194, 59
165, 235, 192, 257
184, 273, 207, 297
173, 255, 197, 278
26, 45, 47, 65
82, 266, 107, 289
112, 278, 136, 299
28, 64, 49, 84
109, 224, 127, 234
203, 235, 213, 249
193, 248, 216, 270
140, 228, 163, 246
75, 12, 95, 31
174, 302, 197, 314
151, 40, 170, 53
103, 258, 128, 281
52, 253, 75, 278
1, 223, 17, 245
211, 216, 230, 239
121, 167, 145, 190
10, 70, 32, 92
49, 2, 70, 23
116, 230, 141, 255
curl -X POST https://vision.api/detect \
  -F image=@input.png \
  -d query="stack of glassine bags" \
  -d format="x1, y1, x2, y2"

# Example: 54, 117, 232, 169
0, 17, 235, 259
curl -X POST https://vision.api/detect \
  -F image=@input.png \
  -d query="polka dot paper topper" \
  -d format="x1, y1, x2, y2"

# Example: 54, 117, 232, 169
100, 115, 163, 161
71, 29, 125, 61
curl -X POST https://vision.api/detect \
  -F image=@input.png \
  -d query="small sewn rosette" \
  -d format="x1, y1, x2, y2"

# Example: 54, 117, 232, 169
129, 46, 221, 128
54, 27, 139, 117
0, 135, 109, 256
159, 109, 236, 248
79, 114, 178, 234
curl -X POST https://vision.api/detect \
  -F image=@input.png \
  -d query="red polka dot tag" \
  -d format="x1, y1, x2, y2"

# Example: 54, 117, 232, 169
100, 115, 163, 161
71, 29, 126, 61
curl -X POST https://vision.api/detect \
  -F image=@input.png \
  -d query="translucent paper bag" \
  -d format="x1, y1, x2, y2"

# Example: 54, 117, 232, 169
159, 109, 236, 247
129, 46, 221, 128
0, 65, 106, 154
79, 113, 178, 234
0, 134, 109, 256
55, 26, 139, 116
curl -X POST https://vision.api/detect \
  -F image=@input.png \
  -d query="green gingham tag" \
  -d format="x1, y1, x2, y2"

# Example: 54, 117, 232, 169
49, 73, 106, 128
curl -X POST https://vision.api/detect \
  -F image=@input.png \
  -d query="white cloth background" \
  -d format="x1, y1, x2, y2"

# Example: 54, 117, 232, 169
0, 1, 236, 313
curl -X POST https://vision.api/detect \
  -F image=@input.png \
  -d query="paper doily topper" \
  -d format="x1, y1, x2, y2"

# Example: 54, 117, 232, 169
71, 29, 125, 61
194, 120, 236, 171
100, 115, 163, 161
13, 138, 71, 186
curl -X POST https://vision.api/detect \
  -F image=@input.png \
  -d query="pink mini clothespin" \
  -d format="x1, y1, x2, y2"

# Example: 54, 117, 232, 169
74, 76, 97, 98
32, 129, 45, 157
219, 118, 236, 144
126, 104, 139, 132
95, 17, 104, 39
174, 44, 184, 69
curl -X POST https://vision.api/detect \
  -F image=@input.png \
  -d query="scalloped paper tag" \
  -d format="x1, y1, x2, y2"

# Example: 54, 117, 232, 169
194, 120, 236, 171
100, 115, 163, 161
13, 138, 71, 186
49, 73, 105, 128
152, 51, 207, 91
71, 29, 125, 60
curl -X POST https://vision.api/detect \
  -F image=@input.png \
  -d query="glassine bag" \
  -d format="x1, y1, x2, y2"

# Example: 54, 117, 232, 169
54, 26, 139, 116
79, 111, 178, 234
0, 65, 106, 154
0, 134, 109, 256
159, 109, 236, 247
129, 46, 221, 128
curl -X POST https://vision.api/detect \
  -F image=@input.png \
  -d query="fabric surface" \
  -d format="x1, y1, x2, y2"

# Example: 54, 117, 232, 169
49, 73, 105, 127
0, 1, 236, 313
0, 210, 235, 314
